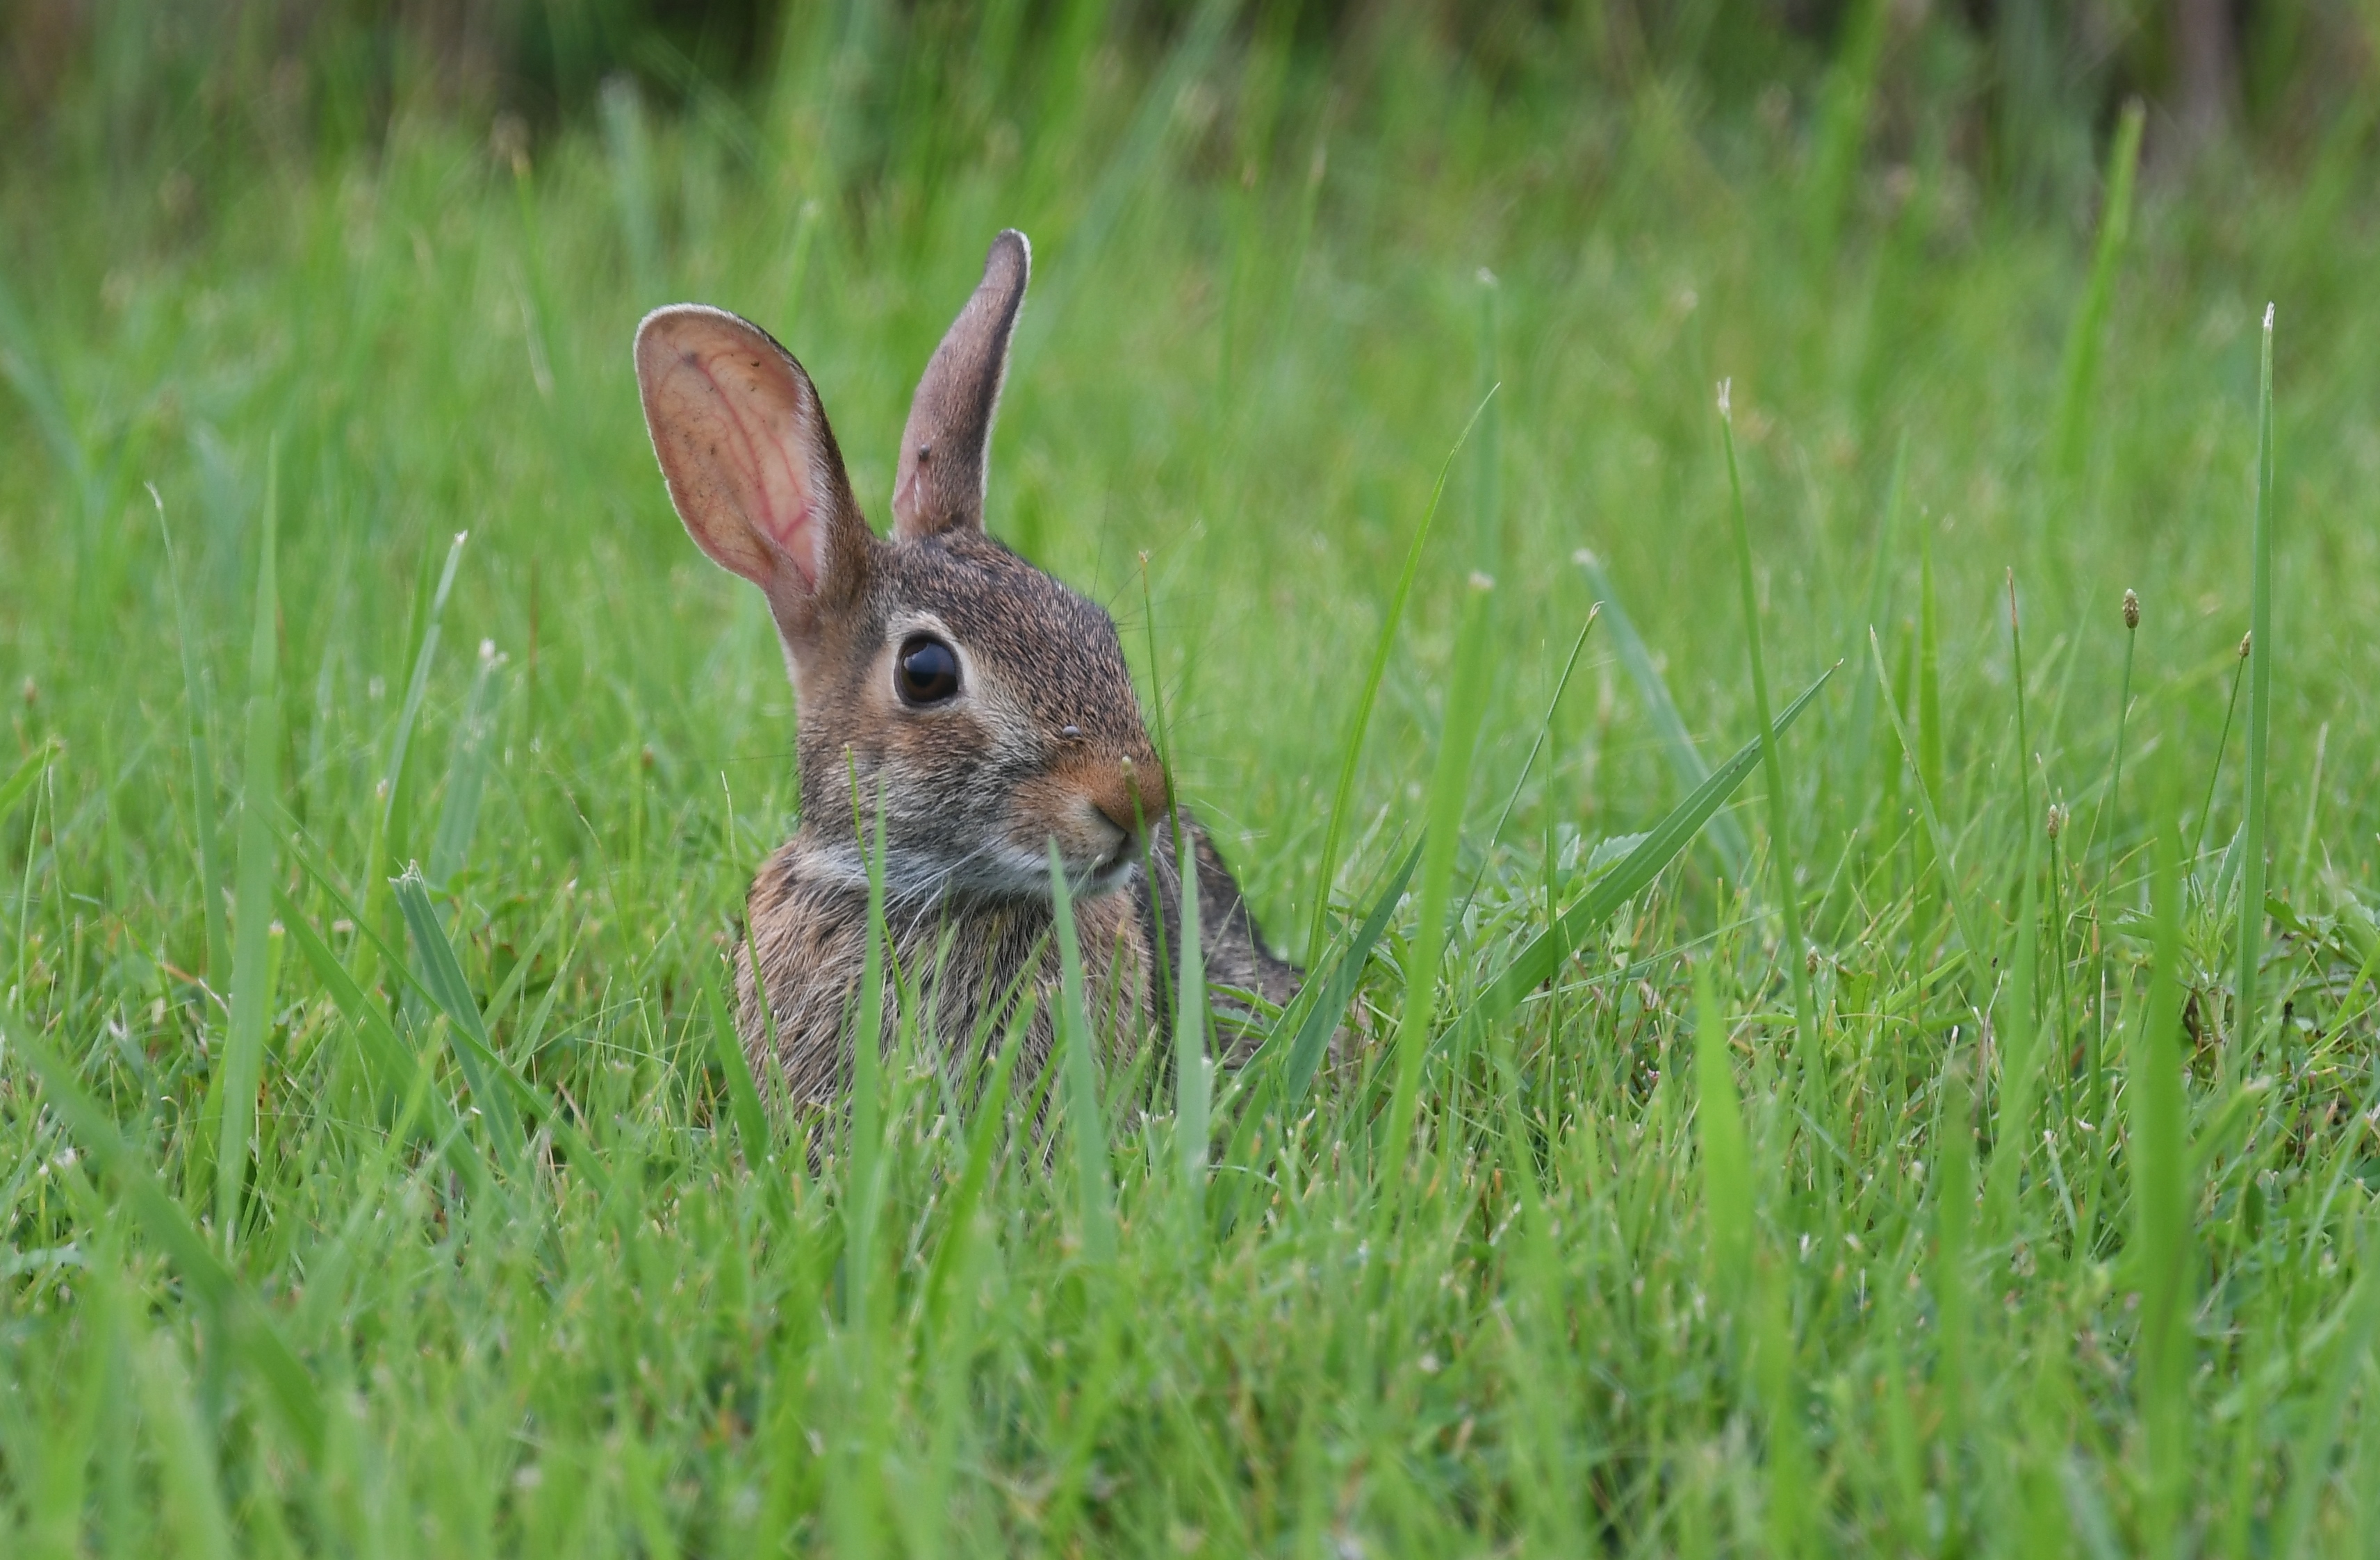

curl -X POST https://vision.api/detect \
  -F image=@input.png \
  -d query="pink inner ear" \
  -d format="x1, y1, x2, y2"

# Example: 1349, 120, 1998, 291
687, 346, 827, 589
637, 307, 836, 596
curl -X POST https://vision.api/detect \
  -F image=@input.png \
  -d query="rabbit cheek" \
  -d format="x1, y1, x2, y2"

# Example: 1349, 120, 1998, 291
880, 714, 996, 819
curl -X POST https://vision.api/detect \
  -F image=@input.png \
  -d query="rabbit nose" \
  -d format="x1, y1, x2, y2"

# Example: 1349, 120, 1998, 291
1087, 757, 1167, 841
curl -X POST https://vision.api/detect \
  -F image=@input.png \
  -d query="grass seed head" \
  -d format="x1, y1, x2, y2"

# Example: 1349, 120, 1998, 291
2123, 588, 2140, 630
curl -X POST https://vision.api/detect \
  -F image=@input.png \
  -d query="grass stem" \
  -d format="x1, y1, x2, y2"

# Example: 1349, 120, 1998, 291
1304, 391, 1495, 964
1719, 382, 1826, 1181
2088, 589, 2140, 869
2236, 305, 2278, 1058
2194, 637, 2251, 867
1377, 572, 1495, 1216
208, 444, 281, 1249
2134, 797, 2194, 1550
1048, 838, 1115, 1266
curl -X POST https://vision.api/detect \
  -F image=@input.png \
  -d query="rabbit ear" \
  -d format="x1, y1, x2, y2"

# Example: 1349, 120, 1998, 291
892, 229, 1030, 542
635, 304, 871, 630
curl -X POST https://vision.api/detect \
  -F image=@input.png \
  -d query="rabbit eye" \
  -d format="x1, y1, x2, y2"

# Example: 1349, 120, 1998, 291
894, 635, 961, 706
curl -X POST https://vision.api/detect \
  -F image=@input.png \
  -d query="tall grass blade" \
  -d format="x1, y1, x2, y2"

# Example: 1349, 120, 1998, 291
392, 869, 525, 1176
154, 486, 230, 985
0, 738, 60, 829
1803, 0, 1887, 264
1693, 960, 1753, 1293
921, 993, 1032, 1328
2195, 643, 2249, 867
85, 1251, 141, 1552
477, 882, 567, 1042
6, 745, 53, 1017
384, 533, 468, 840
1174, 807, 1210, 1197
272, 890, 429, 1112
599, 75, 662, 308
2008, 569, 2035, 864
2049, 100, 2145, 482
1208, 840, 1418, 1208
1282, 841, 1420, 1107
1983, 847, 2045, 1242
0, 267, 95, 516
272, 882, 498, 1203
1574, 548, 1750, 879
1047, 838, 1114, 1265
2089, 589, 2141, 869
1869, 632, 1990, 990
1137, 555, 1181, 1017
208, 449, 280, 1249
394, 871, 609, 1197
847, 785, 889, 1327
1753, 1251, 1811, 1558
1842, 434, 1907, 793
428, 640, 504, 887
1719, 384, 1823, 1127
1468, 666, 1837, 1034
2236, 305, 2277, 1054
357, 532, 468, 985
281, 821, 448, 996
136, 1335, 238, 1560
1305, 390, 1495, 963
702, 952, 771, 1172
1472, 270, 1502, 575
2133, 805, 2193, 1549
2291, 720, 2329, 885
1917, 532, 1946, 951
1377, 572, 1496, 1204
722, 773, 791, 1122
1933, 1056, 1975, 1477
9, 755, 39, 1022
1461, 603, 1599, 913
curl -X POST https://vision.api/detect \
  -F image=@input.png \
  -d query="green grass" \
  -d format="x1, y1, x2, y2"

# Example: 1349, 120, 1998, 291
7, 11, 2380, 1554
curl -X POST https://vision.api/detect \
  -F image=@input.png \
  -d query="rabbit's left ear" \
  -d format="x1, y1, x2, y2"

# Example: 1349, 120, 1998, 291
892, 229, 1029, 541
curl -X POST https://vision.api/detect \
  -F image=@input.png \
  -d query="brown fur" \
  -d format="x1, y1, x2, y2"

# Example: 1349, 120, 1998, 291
737, 810, 1295, 1107
635, 230, 1301, 1109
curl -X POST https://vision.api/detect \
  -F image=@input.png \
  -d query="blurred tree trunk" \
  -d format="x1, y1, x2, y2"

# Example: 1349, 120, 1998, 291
2174, 0, 2238, 151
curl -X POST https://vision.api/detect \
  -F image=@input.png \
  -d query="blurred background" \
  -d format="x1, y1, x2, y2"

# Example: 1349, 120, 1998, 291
7, 1, 2372, 200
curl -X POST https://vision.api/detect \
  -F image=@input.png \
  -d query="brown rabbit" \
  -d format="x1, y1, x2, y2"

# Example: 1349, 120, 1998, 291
634, 229, 1299, 1106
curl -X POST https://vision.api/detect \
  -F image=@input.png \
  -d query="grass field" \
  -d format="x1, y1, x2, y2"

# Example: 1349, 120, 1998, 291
6, 6, 2380, 1553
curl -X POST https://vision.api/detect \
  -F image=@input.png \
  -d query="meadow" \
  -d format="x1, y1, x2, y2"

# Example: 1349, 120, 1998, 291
5, 5, 2380, 1553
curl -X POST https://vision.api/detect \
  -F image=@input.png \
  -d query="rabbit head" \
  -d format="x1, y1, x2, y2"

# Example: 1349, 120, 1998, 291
634, 231, 1167, 905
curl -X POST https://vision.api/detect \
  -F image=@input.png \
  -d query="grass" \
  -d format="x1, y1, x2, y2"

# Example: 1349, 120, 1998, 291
6, 9, 2380, 1554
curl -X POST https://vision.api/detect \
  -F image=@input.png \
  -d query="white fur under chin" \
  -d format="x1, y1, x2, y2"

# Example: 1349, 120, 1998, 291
794, 835, 1141, 909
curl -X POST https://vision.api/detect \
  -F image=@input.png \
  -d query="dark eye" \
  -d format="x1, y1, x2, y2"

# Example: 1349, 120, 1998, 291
894, 634, 961, 706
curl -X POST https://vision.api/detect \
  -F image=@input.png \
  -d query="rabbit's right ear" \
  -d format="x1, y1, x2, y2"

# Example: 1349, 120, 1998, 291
634, 305, 871, 631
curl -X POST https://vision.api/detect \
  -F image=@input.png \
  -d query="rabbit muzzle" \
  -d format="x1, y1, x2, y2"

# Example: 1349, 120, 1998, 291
1011, 750, 1169, 896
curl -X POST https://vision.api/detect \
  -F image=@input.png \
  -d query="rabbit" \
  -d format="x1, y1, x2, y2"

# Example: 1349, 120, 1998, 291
634, 229, 1300, 1108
